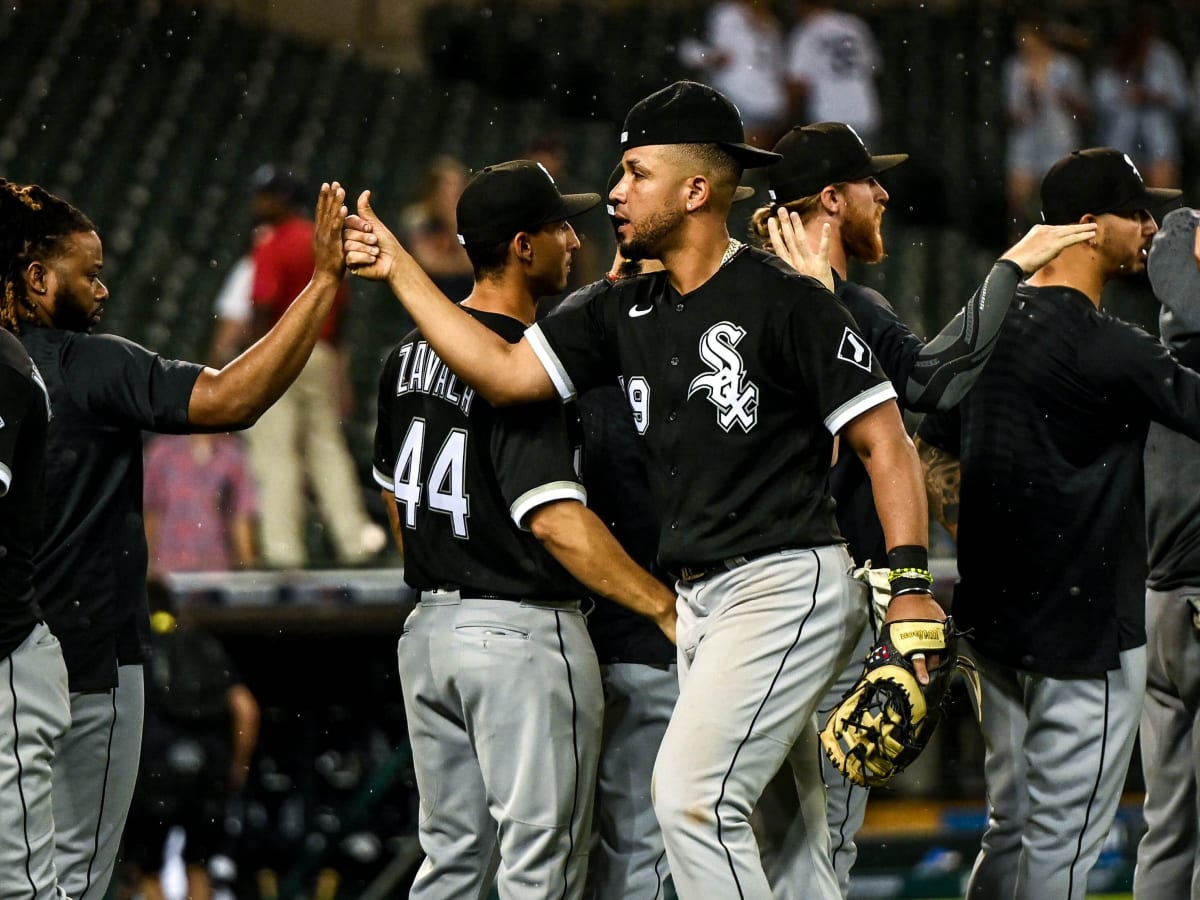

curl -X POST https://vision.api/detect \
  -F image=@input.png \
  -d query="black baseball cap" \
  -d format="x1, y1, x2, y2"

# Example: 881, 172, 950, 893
1040, 148, 1181, 225
456, 160, 600, 247
620, 81, 781, 168
766, 123, 908, 204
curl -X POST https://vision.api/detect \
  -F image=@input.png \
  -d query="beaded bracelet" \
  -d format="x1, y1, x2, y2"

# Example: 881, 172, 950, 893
887, 566, 933, 585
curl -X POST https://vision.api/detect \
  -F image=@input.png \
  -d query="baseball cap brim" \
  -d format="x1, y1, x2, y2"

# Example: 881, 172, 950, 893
1107, 185, 1182, 214
718, 141, 782, 168
863, 153, 909, 179
533, 192, 602, 229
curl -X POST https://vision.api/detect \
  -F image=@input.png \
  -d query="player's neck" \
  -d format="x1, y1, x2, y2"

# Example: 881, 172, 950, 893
806, 220, 849, 280
1027, 252, 1106, 307
461, 281, 538, 325
662, 224, 735, 295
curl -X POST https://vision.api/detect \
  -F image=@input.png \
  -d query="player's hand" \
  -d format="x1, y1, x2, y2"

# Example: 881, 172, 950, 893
344, 190, 404, 281
1001, 222, 1097, 274
883, 591, 947, 684
768, 210, 834, 293
312, 182, 349, 279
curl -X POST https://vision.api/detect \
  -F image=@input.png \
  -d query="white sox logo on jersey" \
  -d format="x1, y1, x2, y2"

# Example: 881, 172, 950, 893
687, 321, 759, 433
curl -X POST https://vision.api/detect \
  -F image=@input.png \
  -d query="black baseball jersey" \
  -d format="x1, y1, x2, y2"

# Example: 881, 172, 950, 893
831, 260, 1024, 565
527, 244, 895, 572
555, 278, 674, 666
20, 326, 202, 691
373, 307, 587, 598
917, 283, 1200, 677
0, 328, 50, 661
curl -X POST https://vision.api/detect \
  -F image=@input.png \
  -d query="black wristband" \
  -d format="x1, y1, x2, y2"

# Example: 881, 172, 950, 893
886, 545, 929, 573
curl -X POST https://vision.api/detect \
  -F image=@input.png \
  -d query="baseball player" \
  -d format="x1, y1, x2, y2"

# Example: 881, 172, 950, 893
750, 122, 1096, 896
372, 159, 676, 900
916, 149, 1192, 900
0, 310, 67, 899
1, 177, 350, 900
345, 80, 944, 899
1134, 206, 1200, 900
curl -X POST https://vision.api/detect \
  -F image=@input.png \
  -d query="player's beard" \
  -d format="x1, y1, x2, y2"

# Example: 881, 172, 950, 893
843, 196, 886, 264
619, 204, 686, 262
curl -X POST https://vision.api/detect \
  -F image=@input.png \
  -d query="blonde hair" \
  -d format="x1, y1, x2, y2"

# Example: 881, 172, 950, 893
748, 191, 829, 250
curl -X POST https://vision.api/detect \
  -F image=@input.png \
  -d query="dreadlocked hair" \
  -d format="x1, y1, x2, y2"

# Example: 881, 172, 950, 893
0, 179, 95, 334
748, 189, 839, 251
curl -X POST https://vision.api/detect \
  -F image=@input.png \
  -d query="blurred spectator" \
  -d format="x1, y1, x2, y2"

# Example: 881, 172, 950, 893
398, 156, 474, 303
122, 579, 260, 900
206, 226, 274, 368
678, 0, 788, 150
1003, 15, 1088, 234
1094, 10, 1190, 188
243, 165, 387, 568
143, 432, 259, 575
785, 0, 882, 148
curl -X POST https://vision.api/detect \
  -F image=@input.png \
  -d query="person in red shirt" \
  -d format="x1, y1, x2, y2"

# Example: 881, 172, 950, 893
245, 167, 386, 567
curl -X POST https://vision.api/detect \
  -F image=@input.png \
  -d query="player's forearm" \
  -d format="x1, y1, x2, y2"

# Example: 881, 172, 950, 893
187, 271, 342, 429
905, 260, 1022, 411
384, 262, 555, 406
915, 436, 960, 541
530, 501, 676, 641
381, 490, 405, 555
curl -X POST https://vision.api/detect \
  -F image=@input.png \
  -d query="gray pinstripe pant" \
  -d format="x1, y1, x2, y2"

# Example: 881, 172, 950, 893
653, 545, 867, 900
0, 623, 70, 900
966, 642, 1145, 900
399, 594, 603, 900
53, 663, 145, 900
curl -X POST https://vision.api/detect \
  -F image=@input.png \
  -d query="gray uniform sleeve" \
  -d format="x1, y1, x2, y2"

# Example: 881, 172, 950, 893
903, 259, 1024, 411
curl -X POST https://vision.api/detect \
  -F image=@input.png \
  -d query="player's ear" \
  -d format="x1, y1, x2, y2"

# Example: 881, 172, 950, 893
683, 175, 710, 213
23, 259, 51, 297
819, 185, 841, 216
513, 231, 535, 264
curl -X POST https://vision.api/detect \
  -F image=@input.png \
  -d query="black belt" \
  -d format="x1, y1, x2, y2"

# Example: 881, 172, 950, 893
428, 587, 574, 603
676, 546, 791, 584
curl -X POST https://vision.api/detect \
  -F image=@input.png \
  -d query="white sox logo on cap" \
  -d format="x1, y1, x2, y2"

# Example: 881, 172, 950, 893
688, 321, 759, 433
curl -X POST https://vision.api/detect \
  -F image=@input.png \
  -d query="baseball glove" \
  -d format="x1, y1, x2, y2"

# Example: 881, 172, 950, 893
820, 616, 978, 788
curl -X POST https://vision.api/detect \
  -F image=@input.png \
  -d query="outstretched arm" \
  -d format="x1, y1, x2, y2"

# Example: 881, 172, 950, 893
907, 223, 1097, 410
344, 191, 556, 406
768, 210, 1096, 412
529, 499, 677, 643
187, 183, 349, 428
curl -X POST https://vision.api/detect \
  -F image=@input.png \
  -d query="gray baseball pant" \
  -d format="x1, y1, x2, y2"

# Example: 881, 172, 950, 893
0, 623, 71, 900
757, 615, 874, 899
586, 662, 677, 900
1134, 588, 1200, 900
653, 545, 867, 900
398, 594, 603, 900
966, 643, 1145, 900
53, 662, 145, 900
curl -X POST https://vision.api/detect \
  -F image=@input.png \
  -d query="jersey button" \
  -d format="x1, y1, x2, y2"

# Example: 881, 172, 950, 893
669, 356, 679, 366
667, 411, 677, 422
670, 521, 679, 530
669, 466, 679, 476
675, 303, 685, 313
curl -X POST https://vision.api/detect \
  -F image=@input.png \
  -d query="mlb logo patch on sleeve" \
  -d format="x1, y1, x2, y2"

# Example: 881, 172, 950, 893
837, 328, 873, 372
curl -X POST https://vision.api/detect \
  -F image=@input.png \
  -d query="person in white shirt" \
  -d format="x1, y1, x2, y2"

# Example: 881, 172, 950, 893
786, 0, 882, 148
